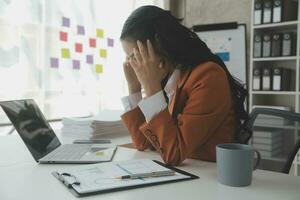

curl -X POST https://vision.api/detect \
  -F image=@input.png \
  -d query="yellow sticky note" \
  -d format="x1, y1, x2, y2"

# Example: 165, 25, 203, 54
96, 64, 103, 74
61, 48, 70, 58
96, 29, 104, 38
99, 49, 107, 58
95, 151, 104, 156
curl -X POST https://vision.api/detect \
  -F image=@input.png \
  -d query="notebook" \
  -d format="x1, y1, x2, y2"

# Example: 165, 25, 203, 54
52, 159, 198, 197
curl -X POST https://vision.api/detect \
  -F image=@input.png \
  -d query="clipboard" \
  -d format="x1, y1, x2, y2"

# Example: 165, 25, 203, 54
52, 159, 199, 197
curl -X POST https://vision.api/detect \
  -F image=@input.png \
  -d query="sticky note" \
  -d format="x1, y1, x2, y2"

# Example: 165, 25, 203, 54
62, 17, 70, 27
99, 49, 107, 58
50, 57, 59, 68
60, 31, 68, 42
95, 151, 104, 156
61, 48, 70, 58
89, 38, 96, 48
107, 38, 114, 47
72, 60, 80, 69
96, 29, 104, 38
86, 55, 94, 64
77, 25, 85, 35
75, 43, 82, 53
95, 64, 103, 74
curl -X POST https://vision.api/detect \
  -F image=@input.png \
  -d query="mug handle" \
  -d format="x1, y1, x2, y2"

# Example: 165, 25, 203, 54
253, 149, 261, 170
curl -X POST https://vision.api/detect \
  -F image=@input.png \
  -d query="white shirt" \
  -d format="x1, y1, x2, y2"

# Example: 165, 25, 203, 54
121, 70, 181, 122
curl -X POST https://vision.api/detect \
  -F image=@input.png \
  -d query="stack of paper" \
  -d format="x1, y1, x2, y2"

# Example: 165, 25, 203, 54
61, 110, 128, 138
61, 116, 95, 138
252, 131, 282, 157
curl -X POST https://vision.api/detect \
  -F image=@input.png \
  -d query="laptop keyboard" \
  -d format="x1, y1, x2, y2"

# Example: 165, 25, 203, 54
43, 144, 91, 161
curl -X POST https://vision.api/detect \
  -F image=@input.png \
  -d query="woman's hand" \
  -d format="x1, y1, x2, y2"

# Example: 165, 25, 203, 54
128, 40, 167, 97
123, 61, 141, 94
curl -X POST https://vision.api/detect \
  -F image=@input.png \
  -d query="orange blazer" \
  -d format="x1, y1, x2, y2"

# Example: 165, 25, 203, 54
121, 61, 236, 166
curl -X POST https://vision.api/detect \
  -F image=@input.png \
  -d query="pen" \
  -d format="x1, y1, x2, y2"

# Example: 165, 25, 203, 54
116, 170, 175, 180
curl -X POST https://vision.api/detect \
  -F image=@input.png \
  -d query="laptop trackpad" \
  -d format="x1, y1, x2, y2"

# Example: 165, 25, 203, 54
81, 146, 116, 161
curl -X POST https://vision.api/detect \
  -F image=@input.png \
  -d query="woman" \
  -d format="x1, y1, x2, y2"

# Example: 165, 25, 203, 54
120, 6, 248, 166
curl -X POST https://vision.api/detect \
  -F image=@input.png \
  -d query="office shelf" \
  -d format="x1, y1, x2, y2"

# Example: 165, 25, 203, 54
250, 0, 300, 176
253, 56, 298, 62
253, 20, 298, 30
251, 91, 297, 95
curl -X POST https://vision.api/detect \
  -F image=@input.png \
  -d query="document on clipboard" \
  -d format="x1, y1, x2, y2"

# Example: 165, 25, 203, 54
52, 159, 198, 197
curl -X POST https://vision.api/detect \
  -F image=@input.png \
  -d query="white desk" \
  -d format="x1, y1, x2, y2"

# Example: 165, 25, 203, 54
0, 134, 299, 200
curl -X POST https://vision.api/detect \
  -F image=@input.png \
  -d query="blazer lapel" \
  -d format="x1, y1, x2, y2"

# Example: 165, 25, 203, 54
169, 68, 192, 118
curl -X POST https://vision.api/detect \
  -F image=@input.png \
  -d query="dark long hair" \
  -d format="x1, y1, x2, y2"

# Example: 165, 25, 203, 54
120, 6, 250, 143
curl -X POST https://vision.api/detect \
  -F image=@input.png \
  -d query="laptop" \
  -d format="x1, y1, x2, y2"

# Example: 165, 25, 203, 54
0, 99, 117, 164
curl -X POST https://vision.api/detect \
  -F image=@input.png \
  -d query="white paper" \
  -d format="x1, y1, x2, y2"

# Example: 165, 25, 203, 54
56, 159, 189, 194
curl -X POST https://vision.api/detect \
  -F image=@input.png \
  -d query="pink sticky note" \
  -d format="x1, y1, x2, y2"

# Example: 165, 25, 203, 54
60, 31, 68, 42
75, 43, 82, 53
89, 38, 96, 48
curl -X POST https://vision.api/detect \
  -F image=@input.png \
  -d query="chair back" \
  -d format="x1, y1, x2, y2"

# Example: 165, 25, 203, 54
244, 108, 300, 174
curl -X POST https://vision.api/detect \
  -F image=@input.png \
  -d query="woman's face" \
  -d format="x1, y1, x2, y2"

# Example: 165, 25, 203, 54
121, 39, 173, 73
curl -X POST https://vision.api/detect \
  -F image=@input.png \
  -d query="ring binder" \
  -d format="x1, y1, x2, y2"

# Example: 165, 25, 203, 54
282, 32, 295, 56
254, 0, 263, 25
262, 34, 272, 57
263, 0, 273, 24
253, 67, 262, 90
271, 33, 282, 57
272, 0, 282, 23
254, 34, 263, 58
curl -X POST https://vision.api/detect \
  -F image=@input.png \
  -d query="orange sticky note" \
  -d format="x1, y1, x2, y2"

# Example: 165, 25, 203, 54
99, 49, 107, 58
96, 64, 103, 74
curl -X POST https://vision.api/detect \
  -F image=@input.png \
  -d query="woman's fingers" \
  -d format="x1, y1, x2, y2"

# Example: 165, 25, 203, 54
137, 40, 148, 61
133, 47, 142, 65
128, 55, 138, 71
147, 39, 155, 59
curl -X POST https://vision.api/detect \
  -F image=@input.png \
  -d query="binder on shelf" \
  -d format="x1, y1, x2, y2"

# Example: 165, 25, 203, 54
277, 0, 298, 22
272, 67, 282, 91
254, 34, 263, 58
262, 34, 272, 57
263, 0, 273, 24
253, 67, 262, 90
272, 67, 291, 91
262, 67, 272, 90
254, 0, 263, 25
271, 33, 282, 57
272, 0, 282, 23
282, 32, 295, 56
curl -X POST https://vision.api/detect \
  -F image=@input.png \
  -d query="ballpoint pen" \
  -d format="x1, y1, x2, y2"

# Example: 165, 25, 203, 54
115, 170, 176, 180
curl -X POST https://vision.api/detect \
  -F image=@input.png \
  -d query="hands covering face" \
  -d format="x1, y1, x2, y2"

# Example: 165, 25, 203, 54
123, 40, 168, 97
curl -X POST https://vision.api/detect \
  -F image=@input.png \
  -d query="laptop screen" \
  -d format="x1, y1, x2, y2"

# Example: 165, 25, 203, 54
0, 99, 61, 161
